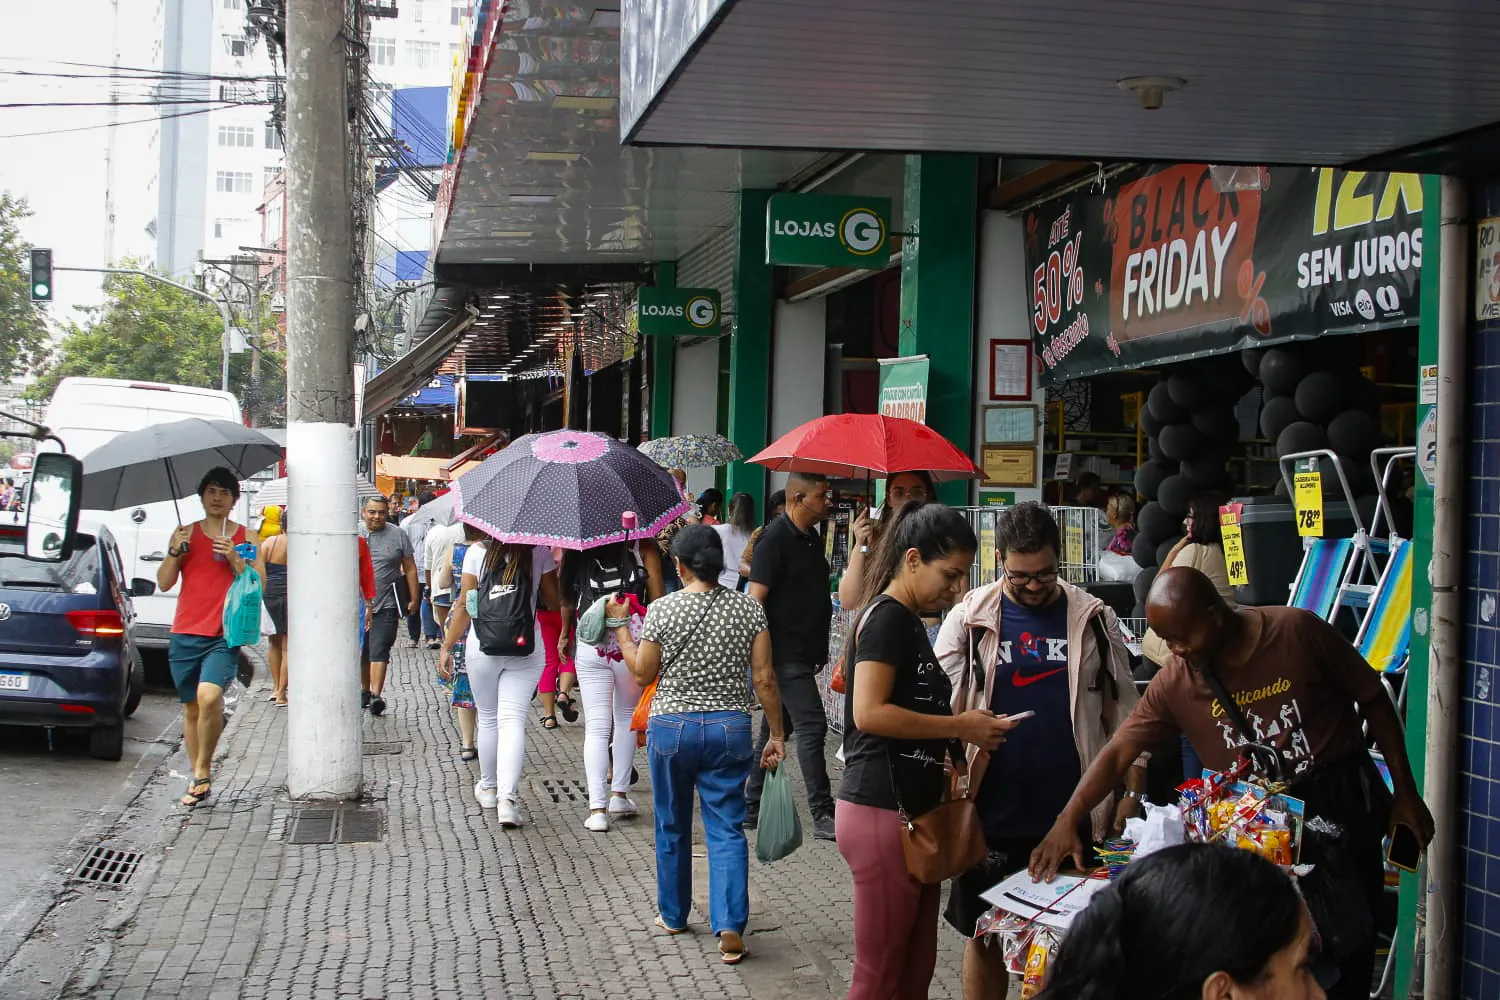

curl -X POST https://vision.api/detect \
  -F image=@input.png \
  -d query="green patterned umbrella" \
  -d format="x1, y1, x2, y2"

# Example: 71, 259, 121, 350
637, 434, 743, 469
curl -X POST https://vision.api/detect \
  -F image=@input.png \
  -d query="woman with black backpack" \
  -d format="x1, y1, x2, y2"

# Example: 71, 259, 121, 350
439, 524, 561, 829
558, 538, 665, 832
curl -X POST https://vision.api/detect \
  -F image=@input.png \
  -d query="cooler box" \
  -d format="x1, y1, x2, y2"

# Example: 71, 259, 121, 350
1232, 497, 1357, 607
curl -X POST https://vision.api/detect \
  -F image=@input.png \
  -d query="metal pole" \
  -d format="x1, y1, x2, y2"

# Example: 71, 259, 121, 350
217, 297, 232, 392
284, 0, 361, 800
1424, 175, 1468, 999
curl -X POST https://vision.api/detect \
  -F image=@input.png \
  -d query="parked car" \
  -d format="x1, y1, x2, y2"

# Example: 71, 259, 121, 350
0, 524, 148, 760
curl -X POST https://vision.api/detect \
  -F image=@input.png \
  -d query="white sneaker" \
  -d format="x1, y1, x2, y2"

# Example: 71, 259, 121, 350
474, 782, 499, 809
584, 811, 610, 833
608, 796, 639, 818
496, 800, 522, 828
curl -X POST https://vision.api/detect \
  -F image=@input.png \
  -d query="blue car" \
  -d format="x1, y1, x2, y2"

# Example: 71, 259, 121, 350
0, 526, 148, 760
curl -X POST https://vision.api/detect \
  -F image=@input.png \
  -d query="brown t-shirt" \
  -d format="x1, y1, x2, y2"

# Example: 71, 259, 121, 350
1117, 606, 1386, 780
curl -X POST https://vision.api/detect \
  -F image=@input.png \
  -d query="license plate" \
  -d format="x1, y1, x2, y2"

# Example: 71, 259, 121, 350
0, 672, 30, 691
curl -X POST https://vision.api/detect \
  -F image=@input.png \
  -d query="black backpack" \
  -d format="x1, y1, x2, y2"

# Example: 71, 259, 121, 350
576, 546, 647, 612
472, 550, 536, 657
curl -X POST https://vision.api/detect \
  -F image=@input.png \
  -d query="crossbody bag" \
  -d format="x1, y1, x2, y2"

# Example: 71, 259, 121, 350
630, 587, 723, 733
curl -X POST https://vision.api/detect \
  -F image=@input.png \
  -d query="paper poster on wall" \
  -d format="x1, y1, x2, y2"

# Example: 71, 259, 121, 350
1478, 218, 1500, 321
989, 341, 1032, 400
878, 355, 930, 423
982, 447, 1036, 487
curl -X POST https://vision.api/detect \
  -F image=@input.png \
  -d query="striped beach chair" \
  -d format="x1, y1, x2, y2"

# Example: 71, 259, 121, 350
1288, 537, 1355, 622
1356, 538, 1414, 712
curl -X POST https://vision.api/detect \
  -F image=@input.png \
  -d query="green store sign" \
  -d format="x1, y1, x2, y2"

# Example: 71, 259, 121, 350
636, 286, 722, 336
765, 193, 891, 268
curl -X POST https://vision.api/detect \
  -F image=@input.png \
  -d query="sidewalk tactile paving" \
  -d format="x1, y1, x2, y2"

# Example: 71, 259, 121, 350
82, 639, 967, 998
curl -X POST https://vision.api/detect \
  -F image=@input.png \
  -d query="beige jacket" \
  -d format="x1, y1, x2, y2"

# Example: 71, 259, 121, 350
1141, 542, 1235, 665
934, 580, 1141, 841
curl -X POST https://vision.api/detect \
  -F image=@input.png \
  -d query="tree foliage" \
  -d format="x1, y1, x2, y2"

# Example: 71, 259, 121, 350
0, 193, 52, 382
27, 264, 287, 425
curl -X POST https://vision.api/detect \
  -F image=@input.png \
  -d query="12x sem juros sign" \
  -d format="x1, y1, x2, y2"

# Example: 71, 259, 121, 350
766, 193, 892, 268
636, 286, 722, 337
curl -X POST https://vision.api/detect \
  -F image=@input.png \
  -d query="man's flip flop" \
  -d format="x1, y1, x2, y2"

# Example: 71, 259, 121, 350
718, 931, 747, 964
180, 779, 211, 807
654, 915, 688, 936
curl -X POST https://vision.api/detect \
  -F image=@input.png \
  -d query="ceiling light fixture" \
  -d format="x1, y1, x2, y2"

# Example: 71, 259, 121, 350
1117, 76, 1185, 111
508, 193, 556, 204
590, 8, 620, 28
491, 231, 534, 238
527, 150, 581, 162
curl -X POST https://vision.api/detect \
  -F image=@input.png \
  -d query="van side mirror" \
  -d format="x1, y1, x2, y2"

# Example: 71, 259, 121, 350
24, 452, 83, 562
130, 578, 157, 598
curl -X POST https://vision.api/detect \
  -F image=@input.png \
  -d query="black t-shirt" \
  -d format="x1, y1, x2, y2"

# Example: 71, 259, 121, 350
838, 596, 956, 816
748, 514, 832, 666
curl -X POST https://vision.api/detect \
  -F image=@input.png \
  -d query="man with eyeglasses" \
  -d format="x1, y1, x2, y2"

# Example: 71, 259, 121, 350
743, 471, 837, 840
933, 501, 1144, 1000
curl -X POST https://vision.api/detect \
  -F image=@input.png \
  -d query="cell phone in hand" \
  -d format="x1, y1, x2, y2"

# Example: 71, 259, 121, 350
1007, 710, 1036, 722
1387, 823, 1422, 873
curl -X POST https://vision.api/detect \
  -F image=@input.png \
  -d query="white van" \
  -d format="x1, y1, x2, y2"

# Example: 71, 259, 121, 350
43, 379, 251, 654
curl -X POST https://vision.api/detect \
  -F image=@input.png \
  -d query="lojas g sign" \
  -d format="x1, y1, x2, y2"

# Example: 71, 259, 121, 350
636, 286, 722, 336
765, 193, 891, 269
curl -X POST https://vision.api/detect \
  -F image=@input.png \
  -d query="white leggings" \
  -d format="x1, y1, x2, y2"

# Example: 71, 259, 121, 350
573, 642, 642, 810
465, 634, 544, 802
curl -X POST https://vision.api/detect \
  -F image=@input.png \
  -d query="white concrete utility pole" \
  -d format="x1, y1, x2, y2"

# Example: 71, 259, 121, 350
284, 0, 362, 799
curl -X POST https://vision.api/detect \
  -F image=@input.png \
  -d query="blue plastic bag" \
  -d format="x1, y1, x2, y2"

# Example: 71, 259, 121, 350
222, 566, 263, 649
755, 765, 803, 863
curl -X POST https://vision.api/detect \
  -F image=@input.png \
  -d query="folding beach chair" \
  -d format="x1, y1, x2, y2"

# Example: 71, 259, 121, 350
1288, 536, 1355, 622
1356, 538, 1414, 712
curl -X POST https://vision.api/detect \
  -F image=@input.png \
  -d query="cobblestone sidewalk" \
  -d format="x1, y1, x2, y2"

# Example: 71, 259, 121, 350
76, 640, 967, 999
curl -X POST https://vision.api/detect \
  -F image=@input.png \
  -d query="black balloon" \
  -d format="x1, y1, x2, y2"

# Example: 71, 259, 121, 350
1159, 421, 1206, 461
1148, 382, 1188, 424
1168, 371, 1216, 411
1259, 395, 1301, 442
1259, 348, 1307, 396
1134, 460, 1171, 500
1157, 474, 1194, 517
1275, 421, 1328, 458
1294, 371, 1348, 424
1137, 501, 1177, 546
1327, 409, 1380, 458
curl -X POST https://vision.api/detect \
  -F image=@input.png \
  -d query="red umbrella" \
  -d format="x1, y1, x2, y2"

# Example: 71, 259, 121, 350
748, 414, 981, 482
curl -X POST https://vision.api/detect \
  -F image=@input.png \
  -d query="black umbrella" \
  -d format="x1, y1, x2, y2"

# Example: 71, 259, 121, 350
452, 429, 690, 551
80, 418, 282, 520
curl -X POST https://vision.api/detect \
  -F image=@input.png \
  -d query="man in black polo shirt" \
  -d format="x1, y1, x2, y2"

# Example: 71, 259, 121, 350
744, 471, 836, 840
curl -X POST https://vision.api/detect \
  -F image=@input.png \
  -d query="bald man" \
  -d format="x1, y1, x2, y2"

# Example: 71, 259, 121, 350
1029, 566, 1432, 1000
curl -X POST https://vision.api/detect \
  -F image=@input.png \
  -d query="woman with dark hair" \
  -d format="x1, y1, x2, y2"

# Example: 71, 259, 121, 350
713, 492, 756, 590
1036, 842, 1322, 1000
837, 502, 1014, 1000
840, 470, 939, 609
605, 525, 786, 964
737, 489, 785, 580
439, 525, 559, 828
696, 487, 725, 526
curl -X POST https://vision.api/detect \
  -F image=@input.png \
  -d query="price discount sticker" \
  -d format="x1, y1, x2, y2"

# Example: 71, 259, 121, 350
1220, 503, 1249, 587
1293, 460, 1324, 538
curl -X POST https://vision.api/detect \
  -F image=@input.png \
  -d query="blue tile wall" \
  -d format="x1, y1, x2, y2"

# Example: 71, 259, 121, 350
1462, 180, 1500, 992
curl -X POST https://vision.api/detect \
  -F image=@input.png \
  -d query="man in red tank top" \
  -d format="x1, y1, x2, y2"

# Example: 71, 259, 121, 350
156, 467, 252, 808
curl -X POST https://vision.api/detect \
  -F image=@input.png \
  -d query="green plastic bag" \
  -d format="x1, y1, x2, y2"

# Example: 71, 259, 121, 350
222, 566, 263, 649
755, 765, 803, 863
574, 596, 611, 647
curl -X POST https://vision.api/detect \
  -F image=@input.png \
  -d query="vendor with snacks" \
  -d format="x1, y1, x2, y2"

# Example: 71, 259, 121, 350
1029, 566, 1433, 1000
934, 501, 1144, 1000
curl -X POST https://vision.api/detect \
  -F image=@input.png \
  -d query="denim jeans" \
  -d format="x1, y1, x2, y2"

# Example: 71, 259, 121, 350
648, 711, 755, 934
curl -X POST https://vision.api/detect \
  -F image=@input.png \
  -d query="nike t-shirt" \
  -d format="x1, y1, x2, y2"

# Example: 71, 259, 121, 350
976, 593, 1080, 841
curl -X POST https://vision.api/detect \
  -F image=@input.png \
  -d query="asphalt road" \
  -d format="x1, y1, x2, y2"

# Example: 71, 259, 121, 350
0, 688, 181, 979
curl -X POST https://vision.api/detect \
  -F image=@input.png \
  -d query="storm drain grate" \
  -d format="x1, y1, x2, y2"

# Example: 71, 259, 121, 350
535, 777, 589, 804
362, 741, 405, 755
286, 807, 385, 844
72, 846, 143, 888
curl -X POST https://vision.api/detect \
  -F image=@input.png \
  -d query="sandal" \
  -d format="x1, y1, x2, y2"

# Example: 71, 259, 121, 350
556, 693, 579, 723
718, 931, 748, 965
540, 715, 559, 730
459, 747, 478, 762
654, 915, 688, 936
180, 779, 211, 807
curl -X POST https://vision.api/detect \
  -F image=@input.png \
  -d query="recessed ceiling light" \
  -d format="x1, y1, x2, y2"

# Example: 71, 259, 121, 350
553, 95, 616, 112
491, 231, 534, 238
527, 151, 581, 162
491, 294, 511, 300
590, 8, 620, 28
508, 193, 556, 204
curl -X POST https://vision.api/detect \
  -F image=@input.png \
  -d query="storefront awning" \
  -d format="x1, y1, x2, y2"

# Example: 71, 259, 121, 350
362, 296, 477, 420
621, 0, 1500, 171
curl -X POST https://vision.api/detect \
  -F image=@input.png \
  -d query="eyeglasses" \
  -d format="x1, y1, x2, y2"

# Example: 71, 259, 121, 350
1004, 568, 1059, 587
889, 486, 930, 503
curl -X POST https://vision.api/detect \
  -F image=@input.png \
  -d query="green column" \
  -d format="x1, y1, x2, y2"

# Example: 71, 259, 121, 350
647, 262, 676, 439
898, 154, 979, 506
1393, 173, 1440, 997
724, 188, 773, 513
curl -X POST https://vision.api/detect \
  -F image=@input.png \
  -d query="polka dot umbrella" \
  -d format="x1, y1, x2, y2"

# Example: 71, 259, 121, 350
452, 430, 691, 551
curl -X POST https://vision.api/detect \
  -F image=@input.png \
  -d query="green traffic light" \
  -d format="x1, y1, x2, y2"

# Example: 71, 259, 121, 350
32, 282, 49, 299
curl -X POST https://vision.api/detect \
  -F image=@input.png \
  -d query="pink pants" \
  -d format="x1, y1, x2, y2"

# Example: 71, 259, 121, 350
836, 799, 941, 1000
536, 610, 575, 695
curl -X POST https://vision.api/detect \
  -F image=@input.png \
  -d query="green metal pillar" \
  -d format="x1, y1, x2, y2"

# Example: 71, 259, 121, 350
647, 262, 676, 439
1393, 173, 1440, 997
898, 154, 979, 506
724, 189, 774, 513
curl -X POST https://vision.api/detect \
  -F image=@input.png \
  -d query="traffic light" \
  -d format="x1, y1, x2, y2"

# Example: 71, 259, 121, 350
29, 248, 52, 302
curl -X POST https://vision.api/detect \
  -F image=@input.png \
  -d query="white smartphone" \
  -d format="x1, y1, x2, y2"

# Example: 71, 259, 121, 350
868, 506, 883, 522
1007, 710, 1036, 722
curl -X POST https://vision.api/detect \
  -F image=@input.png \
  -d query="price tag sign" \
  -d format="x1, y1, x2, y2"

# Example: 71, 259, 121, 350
1064, 521, 1085, 568
1220, 503, 1249, 587
1292, 458, 1324, 538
